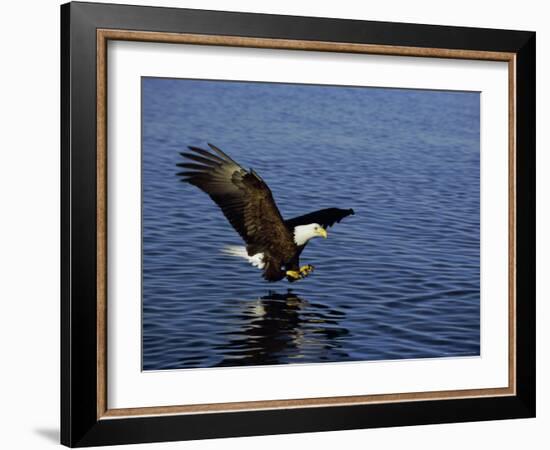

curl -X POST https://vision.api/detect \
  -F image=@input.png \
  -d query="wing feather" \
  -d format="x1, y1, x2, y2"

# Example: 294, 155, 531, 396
177, 144, 295, 274
187, 146, 227, 164
180, 152, 220, 167
285, 208, 355, 230
207, 142, 240, 165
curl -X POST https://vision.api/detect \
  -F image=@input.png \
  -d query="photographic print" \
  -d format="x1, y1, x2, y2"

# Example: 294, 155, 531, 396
141, 77, 480, 371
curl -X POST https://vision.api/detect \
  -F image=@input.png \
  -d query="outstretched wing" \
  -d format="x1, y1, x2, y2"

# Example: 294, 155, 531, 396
284, 207, 355, 230
177, 143, 294, 260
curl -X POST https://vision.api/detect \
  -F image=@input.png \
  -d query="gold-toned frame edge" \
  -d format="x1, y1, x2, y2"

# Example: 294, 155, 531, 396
96, 29, 517, 420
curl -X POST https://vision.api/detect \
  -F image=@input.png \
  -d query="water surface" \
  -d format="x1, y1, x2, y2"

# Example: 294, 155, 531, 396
142, 78, 480, 370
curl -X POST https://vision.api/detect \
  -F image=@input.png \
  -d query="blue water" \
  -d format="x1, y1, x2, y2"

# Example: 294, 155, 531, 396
142, 78, 480, 371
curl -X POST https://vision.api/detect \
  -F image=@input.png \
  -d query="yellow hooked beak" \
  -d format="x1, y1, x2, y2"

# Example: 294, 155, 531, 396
317, 228, 328, 239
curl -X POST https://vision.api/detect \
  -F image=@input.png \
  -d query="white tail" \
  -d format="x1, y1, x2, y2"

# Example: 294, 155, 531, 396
222, 246, 265, 269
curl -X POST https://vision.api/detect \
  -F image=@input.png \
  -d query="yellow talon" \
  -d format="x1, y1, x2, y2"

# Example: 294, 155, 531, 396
286, 270, 300, 279
287, 265, 314, 281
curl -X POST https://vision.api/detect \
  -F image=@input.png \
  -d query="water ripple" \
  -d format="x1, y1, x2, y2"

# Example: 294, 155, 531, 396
142, 79, 480, 370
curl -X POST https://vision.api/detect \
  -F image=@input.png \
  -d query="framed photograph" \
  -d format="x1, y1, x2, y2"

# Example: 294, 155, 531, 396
61, 1, 535, 447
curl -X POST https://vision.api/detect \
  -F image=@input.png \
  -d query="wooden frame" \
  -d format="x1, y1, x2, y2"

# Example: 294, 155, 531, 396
61, 1, 535, 447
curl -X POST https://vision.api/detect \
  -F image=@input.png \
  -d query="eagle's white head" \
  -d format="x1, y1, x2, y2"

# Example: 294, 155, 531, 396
293, 223, 328, 246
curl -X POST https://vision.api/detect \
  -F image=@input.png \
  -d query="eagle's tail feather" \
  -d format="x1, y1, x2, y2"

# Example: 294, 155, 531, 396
222, 246, 265, 269
222, 245, 249, 259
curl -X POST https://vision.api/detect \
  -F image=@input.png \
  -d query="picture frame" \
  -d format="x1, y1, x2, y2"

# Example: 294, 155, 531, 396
61, 1, 536, 447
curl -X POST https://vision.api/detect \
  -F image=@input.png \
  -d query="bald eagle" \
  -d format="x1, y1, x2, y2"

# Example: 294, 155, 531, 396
177, 143, 354, 282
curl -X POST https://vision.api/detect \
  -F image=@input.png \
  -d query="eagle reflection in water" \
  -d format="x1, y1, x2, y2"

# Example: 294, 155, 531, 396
214, 291, 350, 367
